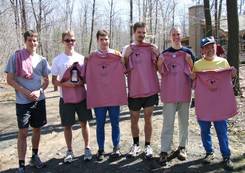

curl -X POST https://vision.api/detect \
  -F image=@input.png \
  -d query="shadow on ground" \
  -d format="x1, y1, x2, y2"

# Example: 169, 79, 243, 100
0, 105, 163, 142
2, 152, 245, 173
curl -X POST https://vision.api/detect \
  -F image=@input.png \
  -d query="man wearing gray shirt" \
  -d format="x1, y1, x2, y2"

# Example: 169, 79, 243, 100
5, 30, 50, 173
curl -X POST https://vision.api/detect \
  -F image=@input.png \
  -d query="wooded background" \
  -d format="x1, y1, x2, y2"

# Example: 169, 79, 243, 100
0, 0, 244, 92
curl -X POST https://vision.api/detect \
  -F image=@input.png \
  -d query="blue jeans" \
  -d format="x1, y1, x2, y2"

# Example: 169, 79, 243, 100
94, 106, 120, 150
198, 120, 231, 158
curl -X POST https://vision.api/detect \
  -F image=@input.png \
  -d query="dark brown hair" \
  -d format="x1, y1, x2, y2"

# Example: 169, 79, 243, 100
96, 30, 109, 40
133, 22, 146, 32
23, 30, 38, 42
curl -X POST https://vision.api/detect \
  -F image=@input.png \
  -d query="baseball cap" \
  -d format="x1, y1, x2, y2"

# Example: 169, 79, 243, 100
200, 36, 216, 48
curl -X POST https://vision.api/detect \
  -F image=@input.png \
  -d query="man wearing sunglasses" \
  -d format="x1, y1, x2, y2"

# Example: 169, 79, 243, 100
51, 31, 93, 163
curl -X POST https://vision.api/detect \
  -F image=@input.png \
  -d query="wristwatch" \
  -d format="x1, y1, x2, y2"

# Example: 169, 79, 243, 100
40, 88, 44, 94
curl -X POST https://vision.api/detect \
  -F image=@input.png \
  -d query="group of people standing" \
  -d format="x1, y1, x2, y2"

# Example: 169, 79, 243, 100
5, 22, 238, 173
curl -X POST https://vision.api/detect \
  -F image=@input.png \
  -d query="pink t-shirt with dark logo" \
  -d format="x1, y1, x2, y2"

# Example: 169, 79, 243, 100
159, 51, 192, 103
127, 43, 159, 98
194, 69, 238, 121
85, 50, 127, 108
61, 63, 86, 104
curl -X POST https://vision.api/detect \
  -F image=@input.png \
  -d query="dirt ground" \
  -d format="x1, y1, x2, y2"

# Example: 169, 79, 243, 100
0, 66, 245, 173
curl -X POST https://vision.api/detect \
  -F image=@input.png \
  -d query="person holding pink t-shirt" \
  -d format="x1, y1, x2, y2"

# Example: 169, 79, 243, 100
157, 27, 194, 166
85, 30, 127, 161
122, 22, 160, 159
51, 31, 93, 163
192, 36, 237, 171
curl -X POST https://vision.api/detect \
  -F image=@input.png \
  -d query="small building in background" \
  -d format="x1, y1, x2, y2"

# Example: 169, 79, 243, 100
188, 5, 245, 59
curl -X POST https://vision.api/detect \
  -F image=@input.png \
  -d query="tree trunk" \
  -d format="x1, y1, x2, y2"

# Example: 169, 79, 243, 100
10, 0, 22, 48
217, 0, 223, 33
149, 0, 153, 42
153, 0, 158, 44
138, 0, 141, 21
203, 0, 212, 36
226, 0, 241, 96
130, 0, 133, 43
214, 0, 218, 38
88, 0, 96, 54
19, 0, 27, 32
143, 0, 146, 23
109, 0, 113, 47
172, 0, 176, 27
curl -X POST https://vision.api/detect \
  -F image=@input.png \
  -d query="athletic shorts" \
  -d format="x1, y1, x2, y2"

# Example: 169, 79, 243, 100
16, 99, 47, 129
59, 98, 93, 126
128, 94, 159, 111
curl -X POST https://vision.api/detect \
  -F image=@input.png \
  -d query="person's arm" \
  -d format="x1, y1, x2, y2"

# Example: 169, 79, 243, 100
185, 54, 193, 69
157, 54, 165, 73
6, 72, 38, 101
151, 44, 160, 57
41, 58, 50, 91
41, 75, 49, 90
190, 65, 197, 80
122, 46, 133, 66
230, 66, 237, 78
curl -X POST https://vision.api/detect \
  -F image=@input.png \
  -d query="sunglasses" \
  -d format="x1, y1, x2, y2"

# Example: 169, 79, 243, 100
64, 39, 76, 43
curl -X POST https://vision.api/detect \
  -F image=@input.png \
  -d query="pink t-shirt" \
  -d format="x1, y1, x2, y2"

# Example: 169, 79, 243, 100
61, 63, 86, 103
85, 50, 127, 108
194, 68, 238, 121
15, 49, 33, 79
127, 43, 159, 98
159, 51, 192, 103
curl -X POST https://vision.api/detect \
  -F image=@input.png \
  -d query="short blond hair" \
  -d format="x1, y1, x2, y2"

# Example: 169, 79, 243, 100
169, 26, 182, 35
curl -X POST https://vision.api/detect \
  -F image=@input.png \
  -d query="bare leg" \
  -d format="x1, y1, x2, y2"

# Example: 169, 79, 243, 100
130, 111, 140, 138
64, 126, 72, 150
80, 121, 90, 148
144, 106, 154, 143
18, 128, 28, 160
32, 128, 41, 150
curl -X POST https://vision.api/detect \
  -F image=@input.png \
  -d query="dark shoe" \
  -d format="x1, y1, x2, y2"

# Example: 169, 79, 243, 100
97, 150, 105, 161
177, 147, 187, 161
16, 167, 25, 173
110, 147, 122, 158
159, 152, 168, 166
190, 98, 195, 108
223, 157, 234, 171
203, 152, 215, 164
30, 155, 46, 168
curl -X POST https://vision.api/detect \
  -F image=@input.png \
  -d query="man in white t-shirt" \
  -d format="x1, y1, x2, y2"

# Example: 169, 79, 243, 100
51, 31, 93, 162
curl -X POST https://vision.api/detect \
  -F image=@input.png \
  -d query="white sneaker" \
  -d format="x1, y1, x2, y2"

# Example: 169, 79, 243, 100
64, 150, 74, 163
127, 144, 141, 158
84, 148, 92, 161
144, 145, 153, 159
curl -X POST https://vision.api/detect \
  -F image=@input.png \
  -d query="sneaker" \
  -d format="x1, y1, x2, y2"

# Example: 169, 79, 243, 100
203, 152, 215, 164
223, 157, 234, 171
30, 155, 45, 168
177, 147, 187, 161
16, 167, 25, 173
144, 145, 153, 159
97, 150, 105, 161
159, 152, 168, 166
127, 144, 141, 158
84, 148, 92, 161
64, 150, 74, 163
110, 147, 122, 158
